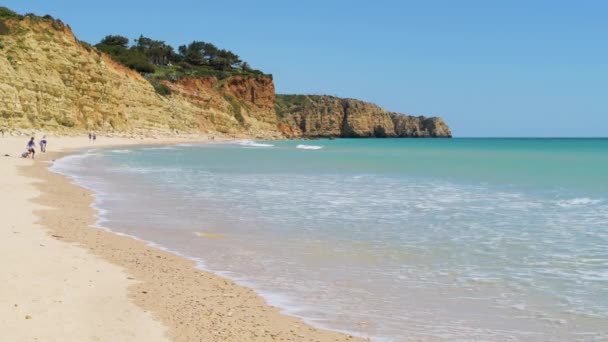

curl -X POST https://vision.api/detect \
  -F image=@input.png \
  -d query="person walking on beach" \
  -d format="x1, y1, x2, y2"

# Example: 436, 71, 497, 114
92, 133, 97, 142
27, 137, 36, 159
89, 132, 92, 141
40, 136, 47, 152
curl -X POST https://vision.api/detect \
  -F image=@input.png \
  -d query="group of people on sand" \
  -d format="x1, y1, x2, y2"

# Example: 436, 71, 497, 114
21, 132, 96, 159
22, 136, 47, 159
21, 132, 98, 159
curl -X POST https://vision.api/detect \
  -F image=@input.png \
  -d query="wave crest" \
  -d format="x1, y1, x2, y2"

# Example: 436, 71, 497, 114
237, 140, 274, 148
557, 198, 603, 207
296, 144, 323, 150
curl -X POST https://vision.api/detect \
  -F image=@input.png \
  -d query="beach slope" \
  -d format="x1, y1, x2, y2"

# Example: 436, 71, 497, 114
0, 135, 363, 341
0, 136, 169, 341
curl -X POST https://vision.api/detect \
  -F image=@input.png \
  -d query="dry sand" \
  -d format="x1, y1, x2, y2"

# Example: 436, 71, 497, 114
0, 133, 364, 341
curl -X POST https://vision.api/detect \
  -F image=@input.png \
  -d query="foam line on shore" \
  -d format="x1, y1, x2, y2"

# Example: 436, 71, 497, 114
42, 143, 365, 342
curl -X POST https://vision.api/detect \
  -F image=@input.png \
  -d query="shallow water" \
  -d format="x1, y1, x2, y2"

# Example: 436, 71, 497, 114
52, 138, 608, 341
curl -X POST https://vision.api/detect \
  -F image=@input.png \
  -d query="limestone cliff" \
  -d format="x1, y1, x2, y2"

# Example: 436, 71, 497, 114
0, 15, 280, 137
0, 13, 452, 138
166, 76, 276, 130
276, 95, 451, 138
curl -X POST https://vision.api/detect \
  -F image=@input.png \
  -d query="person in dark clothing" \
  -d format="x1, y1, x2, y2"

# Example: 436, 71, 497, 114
27, 137, 36, 159
40, 136, 47, 152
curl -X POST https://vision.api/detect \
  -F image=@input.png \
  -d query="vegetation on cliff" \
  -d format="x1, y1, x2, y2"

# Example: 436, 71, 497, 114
94, 34, 270, 83
0, 7, 66, 30
0, 6, 452, 138
0, 7, 280, 135
0, 6, 23, 20
1, 6, 270, 97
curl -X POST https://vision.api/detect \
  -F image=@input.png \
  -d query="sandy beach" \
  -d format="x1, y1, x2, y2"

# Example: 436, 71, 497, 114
0, 133, 362, 342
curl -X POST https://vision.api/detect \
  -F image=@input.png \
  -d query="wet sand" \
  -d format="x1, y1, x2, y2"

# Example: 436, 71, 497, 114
2, 135, 364, 341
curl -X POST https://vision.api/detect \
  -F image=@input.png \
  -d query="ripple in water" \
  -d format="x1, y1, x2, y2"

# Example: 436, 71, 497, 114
51, 139, 608, 341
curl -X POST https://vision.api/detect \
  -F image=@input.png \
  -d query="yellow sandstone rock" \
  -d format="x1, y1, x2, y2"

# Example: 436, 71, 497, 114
0, 15, 451, 138
0, 17, 280, 138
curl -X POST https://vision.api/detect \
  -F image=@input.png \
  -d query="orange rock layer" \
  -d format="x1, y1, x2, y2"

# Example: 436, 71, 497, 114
0, 16, 451, 138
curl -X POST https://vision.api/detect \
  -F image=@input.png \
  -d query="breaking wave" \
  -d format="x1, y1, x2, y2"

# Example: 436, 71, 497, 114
296, 144, 324, 150
237, 140, 274, 148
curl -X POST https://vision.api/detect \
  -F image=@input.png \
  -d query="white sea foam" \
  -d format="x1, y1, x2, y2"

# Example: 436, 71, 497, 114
110, 149, 132, 154
577, 269, 608, 281
47, 142, 608, 341
557, 197, 603, 207
296, 144, 324, 150
49, 151, 100, 176
106, 166, 183, 175
236, 140, 274, 148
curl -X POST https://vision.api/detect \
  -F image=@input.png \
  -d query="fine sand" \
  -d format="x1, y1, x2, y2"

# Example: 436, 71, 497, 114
0, 134, 364, 341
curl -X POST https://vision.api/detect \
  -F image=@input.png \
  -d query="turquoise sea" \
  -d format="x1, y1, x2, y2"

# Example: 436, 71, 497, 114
52, 138, 608, 341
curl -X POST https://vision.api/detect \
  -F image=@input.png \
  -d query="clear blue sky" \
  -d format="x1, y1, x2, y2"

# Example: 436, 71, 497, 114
4, 0, 607, 137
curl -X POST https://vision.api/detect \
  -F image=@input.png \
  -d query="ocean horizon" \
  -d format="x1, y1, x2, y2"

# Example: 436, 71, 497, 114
51, 138, 608, 341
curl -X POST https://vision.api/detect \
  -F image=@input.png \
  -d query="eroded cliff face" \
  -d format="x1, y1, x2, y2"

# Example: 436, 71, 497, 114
0, 15, 452, 138
0, 16, 279, 137
391, 114, 452, 137
276, 95, 452, 138
166, 76, 276, 130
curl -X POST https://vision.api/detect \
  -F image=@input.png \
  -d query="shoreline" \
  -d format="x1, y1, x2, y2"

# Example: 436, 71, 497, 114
9, 136, 363, 341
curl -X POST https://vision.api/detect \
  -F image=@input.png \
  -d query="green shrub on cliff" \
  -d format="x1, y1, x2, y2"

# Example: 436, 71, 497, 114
50, 19, 64, 31
177, 41, 242, 70
275, 95, 316, 117
98, 35, 129, 48
150, 79, 171, 96
0, 21, 8, 35
0, 8, 60, 27
56, 116, 76, 128
224, 95, 245, 125
94, 33, 271, 81
2, 5, 273, 103
0, 7, 20, 19
134, 35, 176, 66
96, 35, 155, 73
79, 40, 94, 52
123, 52, 155, 73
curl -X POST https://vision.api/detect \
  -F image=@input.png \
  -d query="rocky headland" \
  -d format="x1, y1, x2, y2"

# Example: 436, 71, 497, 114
0, 8, 451, 138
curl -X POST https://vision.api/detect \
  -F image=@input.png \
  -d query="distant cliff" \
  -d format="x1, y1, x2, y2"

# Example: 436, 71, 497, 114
0, 9, 452, 138
276, 95, 451, 138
